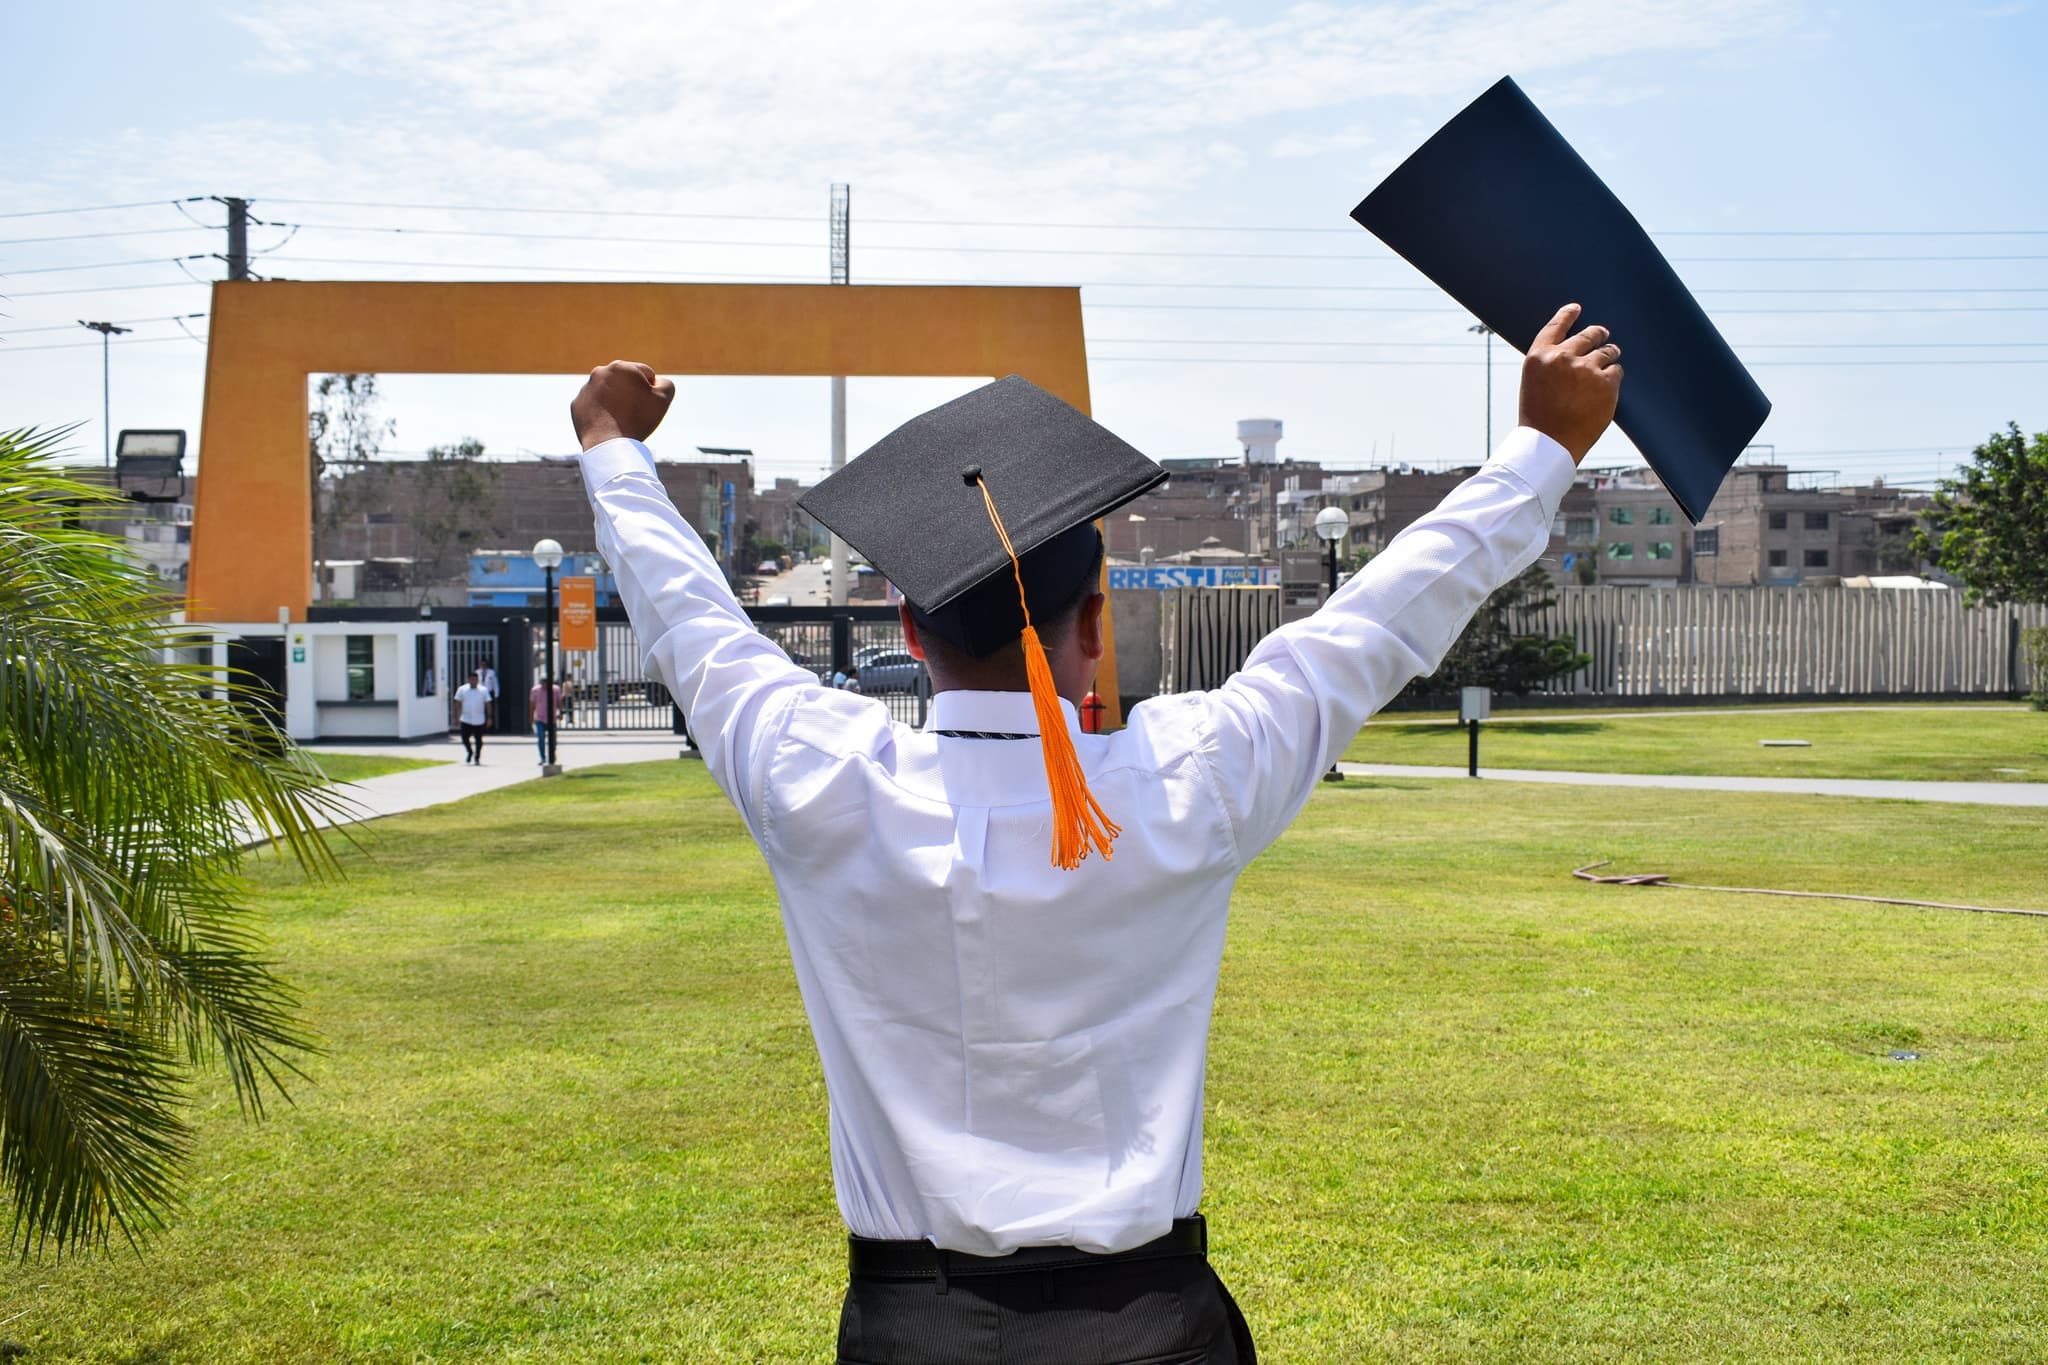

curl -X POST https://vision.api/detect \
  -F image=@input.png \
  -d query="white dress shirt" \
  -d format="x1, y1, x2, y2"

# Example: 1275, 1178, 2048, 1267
453, 683, 491, 727
578, 426, 1574, 1256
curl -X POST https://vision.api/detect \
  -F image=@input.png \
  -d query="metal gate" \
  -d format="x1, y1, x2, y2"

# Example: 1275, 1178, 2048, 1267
448, 633, 498, 728
537, 621, 675, 731
538, 615, 929, 730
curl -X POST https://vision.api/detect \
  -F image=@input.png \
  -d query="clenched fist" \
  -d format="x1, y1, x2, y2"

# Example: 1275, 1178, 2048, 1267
1517, 303, 1623, 464
571, 361, 676, 451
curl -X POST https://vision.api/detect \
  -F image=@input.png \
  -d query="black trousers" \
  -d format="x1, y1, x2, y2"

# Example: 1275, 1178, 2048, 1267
459, 721, 485, 759
837, 1236, 1256, 1364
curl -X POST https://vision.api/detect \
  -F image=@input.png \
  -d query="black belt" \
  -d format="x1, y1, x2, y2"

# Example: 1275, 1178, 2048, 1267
849, 1215, 1208, 1285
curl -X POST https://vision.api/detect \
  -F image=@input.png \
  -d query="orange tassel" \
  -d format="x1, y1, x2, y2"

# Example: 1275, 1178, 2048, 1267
972, 476, 1121, 870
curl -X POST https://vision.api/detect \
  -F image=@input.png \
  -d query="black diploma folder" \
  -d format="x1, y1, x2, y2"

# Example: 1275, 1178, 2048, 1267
1351, 76, 1770, 522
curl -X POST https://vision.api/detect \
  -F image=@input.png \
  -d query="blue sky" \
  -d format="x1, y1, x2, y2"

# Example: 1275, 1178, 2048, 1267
3, 0, 2043, 490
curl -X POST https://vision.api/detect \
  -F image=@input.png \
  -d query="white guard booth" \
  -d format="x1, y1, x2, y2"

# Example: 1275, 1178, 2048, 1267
193, 619, 449, 742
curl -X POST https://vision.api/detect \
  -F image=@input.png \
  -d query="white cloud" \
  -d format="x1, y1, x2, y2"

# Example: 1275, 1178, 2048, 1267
1271, 125, 1375, 159
195, 0, 1787, 221
4, 0, 1801, 474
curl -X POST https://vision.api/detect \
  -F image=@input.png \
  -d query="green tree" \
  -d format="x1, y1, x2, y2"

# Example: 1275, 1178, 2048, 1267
1912, 422, 2048, 607
1, 428, 342, 1254
309, 374, 395, 601
1406, 563, 1590, 699
407, 437, 502, 605
2022, 626, 2048, 711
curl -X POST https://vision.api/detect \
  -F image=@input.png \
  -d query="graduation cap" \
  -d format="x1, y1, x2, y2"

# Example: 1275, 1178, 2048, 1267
797, 374, 1168, 869
1351, 76, 1770, 522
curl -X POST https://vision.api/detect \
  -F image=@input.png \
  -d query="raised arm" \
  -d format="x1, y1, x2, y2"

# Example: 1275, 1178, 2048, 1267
570, 362, 823, 830
1206, 304, 1622, 858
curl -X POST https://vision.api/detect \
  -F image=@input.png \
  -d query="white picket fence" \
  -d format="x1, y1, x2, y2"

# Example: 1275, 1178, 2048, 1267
1518, 586, 2047, 699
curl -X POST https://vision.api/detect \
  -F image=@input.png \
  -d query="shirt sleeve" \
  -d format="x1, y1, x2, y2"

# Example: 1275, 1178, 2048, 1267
576, 438, 824, 831
1201, 426, 1576, 861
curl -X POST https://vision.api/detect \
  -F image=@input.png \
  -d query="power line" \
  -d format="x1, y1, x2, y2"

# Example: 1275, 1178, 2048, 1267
0, 312, 207, 338
1085, 354, 2048, 367
1, 256, 207, 278
3, 280, 208, 298
259, 254, 2048, 298
1093, 301, 2048, 315
244, 198, 2048, 238
264, 196, 819, 224
273, 220, 2048, 264
0, 226, 210, 247
0, 199, 180, 221
267, 255, 825, 283
0, 334, 206, 354
1087, 337, 2048, 350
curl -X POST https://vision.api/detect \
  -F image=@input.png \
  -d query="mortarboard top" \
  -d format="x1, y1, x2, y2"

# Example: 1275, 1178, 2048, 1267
1351, 76, 1770, 523
798, 375, 1168, 657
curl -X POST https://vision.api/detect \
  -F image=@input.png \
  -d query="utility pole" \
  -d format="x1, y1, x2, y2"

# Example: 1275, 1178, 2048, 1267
218, 197, 251, 280
77, 320, 133, 465
828, 182, 851, 607
1468, 323, 1494, 457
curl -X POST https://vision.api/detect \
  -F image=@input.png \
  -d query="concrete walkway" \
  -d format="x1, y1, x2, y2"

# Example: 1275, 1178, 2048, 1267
294, 729, 2048, 842
301, 730, 695, 831
1336, 761, 2048, 807
1371, 703, 2029, 726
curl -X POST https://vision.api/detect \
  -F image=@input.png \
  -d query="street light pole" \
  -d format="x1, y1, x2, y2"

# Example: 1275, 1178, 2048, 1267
1468, 323, 1493, 458
78, 320, 132, 466
1312, 505, 1351, 784
544, 563, 557, 767
532, 538, 565, 774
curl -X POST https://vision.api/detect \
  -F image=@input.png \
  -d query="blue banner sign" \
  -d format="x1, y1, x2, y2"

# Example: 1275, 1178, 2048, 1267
1107, 565, 1281, 590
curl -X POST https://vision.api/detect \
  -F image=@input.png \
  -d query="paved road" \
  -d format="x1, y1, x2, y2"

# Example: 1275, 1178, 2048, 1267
754, 559, 831, 606
1336, 761, 2048, 807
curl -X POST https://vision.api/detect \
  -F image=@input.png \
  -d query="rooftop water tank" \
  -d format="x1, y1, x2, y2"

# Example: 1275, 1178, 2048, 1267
1237, 418, 1283, 465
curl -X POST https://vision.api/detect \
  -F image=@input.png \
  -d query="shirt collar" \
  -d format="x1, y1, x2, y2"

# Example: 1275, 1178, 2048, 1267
923, 689, 1079, 736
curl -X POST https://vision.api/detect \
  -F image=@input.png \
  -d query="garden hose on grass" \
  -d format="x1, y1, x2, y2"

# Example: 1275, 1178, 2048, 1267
1572, 861, 2048, 921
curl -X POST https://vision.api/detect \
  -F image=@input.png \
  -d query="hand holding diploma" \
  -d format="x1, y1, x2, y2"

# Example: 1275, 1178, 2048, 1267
1518, 302, 1623, 465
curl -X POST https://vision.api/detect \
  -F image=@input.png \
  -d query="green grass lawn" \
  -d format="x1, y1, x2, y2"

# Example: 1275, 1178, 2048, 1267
306, 750, 448, 784
1346, 703, 2048, 782
10, 763, 2048, 1361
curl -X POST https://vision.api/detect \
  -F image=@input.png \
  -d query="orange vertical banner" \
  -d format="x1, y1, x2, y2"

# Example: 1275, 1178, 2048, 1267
558, 576, 597, 653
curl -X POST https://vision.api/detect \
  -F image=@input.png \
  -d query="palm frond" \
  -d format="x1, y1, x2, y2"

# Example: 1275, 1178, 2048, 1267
0, 938, 190, 1255
0, 427, 345, 1254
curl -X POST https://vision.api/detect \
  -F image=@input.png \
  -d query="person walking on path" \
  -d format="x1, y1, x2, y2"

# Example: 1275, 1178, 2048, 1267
529, 676, 563, 765
452, 669, 492, 765
565, 302, 1621, 1363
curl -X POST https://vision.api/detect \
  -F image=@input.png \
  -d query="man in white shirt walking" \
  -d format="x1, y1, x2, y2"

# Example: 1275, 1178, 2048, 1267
568, 302, 1620, 1363
452, 669, 493, 765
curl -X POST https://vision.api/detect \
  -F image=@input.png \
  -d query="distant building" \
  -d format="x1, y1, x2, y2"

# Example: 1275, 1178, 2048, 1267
1683, 464, 1936, 587
1550, 480, 1600, 583
1590, 472, 1688, 586
63, 464, 194, 591
467, 549, 616, 608
1345, 466, 1473, 557
749, 475, 826, 561
319, 454, 753, 604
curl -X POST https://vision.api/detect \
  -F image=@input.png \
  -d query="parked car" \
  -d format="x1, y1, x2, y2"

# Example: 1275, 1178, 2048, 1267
851, 648, 927, 695
756, 558, 783, 574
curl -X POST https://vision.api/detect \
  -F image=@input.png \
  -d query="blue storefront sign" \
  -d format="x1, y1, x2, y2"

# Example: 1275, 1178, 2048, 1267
1106, 565, 1280, 590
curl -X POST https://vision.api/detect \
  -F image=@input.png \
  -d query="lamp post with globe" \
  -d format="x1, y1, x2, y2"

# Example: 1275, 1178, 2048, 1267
1313, 505, 1350, 597
533, 538, 564, 773
1312, 505, 1351, 783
